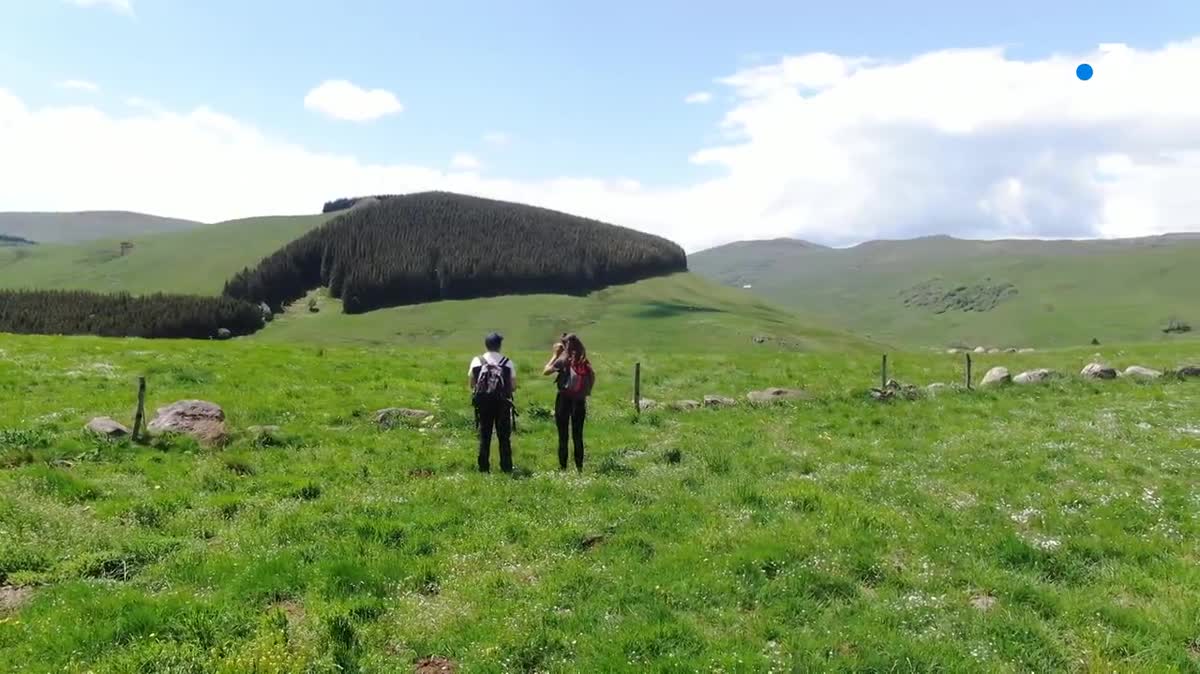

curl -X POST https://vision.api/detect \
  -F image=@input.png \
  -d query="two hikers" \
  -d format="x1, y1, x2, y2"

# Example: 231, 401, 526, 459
469, 331, 595, 473
469, 332, 516, 473
543, 333, 594, 472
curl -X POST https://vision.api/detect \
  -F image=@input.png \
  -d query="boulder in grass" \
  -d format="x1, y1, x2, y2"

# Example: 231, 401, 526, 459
979, 367, 1011, 387
85, 416, 130, 438
1080, 363, 1118, 380
635, 398, 659, 412
703, 395, 737, 408
147, 400, 227, 445
1013, 369, 1056, 385
215, 328, 232, 340
670, 400, 701, 411
1175, 365, 1200, 379
973, 346, 987, 354
746, 388, 810, 405
375, 408, 433, 429
1123, 366, 1162, 380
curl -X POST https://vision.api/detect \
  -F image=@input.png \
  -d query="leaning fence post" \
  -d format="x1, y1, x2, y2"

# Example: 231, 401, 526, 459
634, 362, 642, 417
965, 354, 973, 391
132, 376, 146, 441
881, 354, 888, 389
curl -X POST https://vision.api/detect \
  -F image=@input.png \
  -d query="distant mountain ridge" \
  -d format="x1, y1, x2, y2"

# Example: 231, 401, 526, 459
0, 211, 204, 244
689, 232, 1200, 347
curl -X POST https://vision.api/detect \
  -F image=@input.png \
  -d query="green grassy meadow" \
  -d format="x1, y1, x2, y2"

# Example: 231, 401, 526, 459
0, 214, 335, 296
2, 333, 1199, 671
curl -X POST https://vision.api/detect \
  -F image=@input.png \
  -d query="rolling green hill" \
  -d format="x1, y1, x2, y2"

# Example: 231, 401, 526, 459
0, 213, 336, 295
690, 234, 1200, 348
0, 211, 204, 244
0, 207, 865, 352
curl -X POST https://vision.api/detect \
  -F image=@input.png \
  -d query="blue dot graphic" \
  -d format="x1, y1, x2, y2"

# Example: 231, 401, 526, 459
1076, 63, 1093, 80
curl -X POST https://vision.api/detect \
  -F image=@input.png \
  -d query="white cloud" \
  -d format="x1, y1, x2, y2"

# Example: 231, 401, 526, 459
482, 131, 511, 147
66, 0, 133, 15
684, 91, 713, 104
5, 38, 1200, 252
450, 153, 482, 171
303, 80, 403, 122
58, 79, 100, 93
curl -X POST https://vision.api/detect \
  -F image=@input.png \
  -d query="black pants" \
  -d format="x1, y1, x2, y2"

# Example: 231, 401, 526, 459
477, 397, 513, 473
555, 394, 586, 470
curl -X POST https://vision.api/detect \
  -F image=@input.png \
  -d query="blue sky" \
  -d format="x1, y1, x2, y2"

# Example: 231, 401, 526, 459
2, 1, 1200, 249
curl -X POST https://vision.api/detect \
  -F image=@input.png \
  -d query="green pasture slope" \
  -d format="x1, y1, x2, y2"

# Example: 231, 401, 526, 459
2, 333, 1199, 671
0, 213, 335, 296
690, 235, 1200, 349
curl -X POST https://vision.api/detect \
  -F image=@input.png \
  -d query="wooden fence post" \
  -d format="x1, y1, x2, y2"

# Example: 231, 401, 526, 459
965, 354, 973, 391
881, 354, 888, 388
634, 362, 641, 416
132, 376, 146, 441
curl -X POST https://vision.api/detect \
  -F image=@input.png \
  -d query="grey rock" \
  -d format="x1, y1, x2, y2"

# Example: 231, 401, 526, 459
635, 398, 659, 412
85, 416, 130, 438
215, 328, 232, 340
973, 346, 987, 354
375, 407, 433, 429
1124, 365, 1162, 380
1175, 365, 1200, 379
670, 400, 701, 411
987, 348, 1001, 354
1018, 348, 1036, 353
1013, 369, 1056, 385
746, 388, 810, 405
703, 395, 737, 408
1081, 363, 1118, 380
147, 400, 227, 445
980, 366, 1011, 387
752, 335, 770, 344
259, 302, 273, 323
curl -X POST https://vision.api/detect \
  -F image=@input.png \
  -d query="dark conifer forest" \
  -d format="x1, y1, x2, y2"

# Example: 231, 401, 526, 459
0, 234, 35, 246
226, 191, 687, 314
0, 291, 264, 339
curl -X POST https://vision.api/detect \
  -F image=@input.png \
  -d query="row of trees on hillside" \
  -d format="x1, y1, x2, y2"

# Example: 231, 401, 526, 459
321, 195, 397, 213
0, 234, 35, 246
0, 290, 264, 339
226, 191, 688, 314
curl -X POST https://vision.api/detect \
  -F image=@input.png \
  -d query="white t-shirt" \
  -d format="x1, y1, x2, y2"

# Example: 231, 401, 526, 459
469, 351, 517, 390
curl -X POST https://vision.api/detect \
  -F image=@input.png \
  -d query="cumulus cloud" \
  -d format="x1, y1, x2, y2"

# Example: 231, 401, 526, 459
65, 0, 133, 15
58, 79, 100, 92
4, 39, 1200, 252
303, 80, 403, 122
684, 91, 713, 104
450, 153, 482, 171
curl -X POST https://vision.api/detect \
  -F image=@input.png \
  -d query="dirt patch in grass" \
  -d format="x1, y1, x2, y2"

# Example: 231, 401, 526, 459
970, 593, 997, 612
415, 656, 458, 673
0, 585, 32, 613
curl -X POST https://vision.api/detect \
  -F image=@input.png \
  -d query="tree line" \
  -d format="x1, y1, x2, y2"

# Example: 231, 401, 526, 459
0, 290, 265, 339
0, 234, 35, 246
321, 195, 397, 213
226, 191, 687, 314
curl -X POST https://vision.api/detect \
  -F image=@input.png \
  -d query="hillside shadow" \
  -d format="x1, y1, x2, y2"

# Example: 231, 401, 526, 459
634, 301, 725, 319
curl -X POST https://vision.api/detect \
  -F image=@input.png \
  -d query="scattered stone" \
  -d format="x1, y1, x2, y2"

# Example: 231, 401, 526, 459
215, 328, 232, 340
973, 346, 987, 354
987, 348, 1001, 354
258, 302, 273, 323
980, 367, 1011, 387
1124, 365, 1162, 380
926, 382, 949, 393
670, 400, 701, 411
1175, 365, 1200, 379
375, 408, 433, 429
1018, 348, 1036, 353
414, 657, 458, 674
746, 388, 810, 405
703, 395, 737, 408
247, 425, 281, 435
635, 398, 659, 412
946, 348, 960, 355
1004, 347, 1018, 353
85, 416, 130, 438
0, 585, 32, 613
1013, 369, 1056, 385
752, 335, 770, 344
1136, 422, 1152, 430
147, 400, 227, 445
1081, 363, 1118, 380
970, 594, 997, 612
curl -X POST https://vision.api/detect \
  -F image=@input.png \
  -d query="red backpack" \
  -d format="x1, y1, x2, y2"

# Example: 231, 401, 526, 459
562, 358, 595, 399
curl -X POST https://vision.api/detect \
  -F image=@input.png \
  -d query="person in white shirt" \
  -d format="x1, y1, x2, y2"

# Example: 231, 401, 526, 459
468, 332, 517, 473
